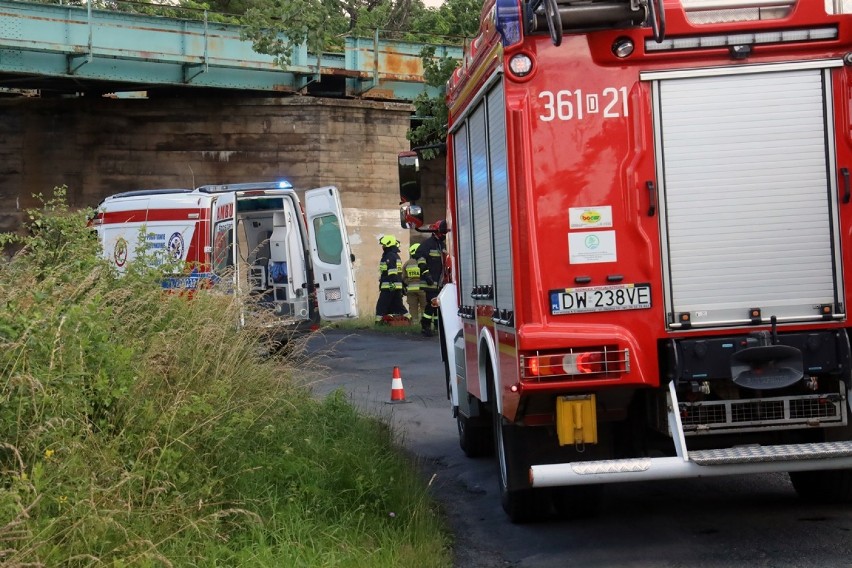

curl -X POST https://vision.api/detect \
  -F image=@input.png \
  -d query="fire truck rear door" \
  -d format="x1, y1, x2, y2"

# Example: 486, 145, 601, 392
304, 185, 358, 319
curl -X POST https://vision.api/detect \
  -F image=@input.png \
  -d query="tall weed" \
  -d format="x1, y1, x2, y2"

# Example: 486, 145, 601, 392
0, 189, 450, 566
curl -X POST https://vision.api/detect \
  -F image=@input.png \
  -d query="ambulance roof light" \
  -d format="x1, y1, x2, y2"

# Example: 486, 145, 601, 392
197, 181, 295, 193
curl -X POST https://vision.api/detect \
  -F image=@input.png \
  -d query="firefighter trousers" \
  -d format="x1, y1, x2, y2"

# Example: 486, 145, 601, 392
421, 288, 439, 332
406, 290, 426, 323
375, 289, 408, 321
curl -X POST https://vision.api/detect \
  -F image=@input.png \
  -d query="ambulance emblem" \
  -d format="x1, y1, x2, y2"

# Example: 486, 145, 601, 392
167, 232, 184, 261
113, 237, 128, 267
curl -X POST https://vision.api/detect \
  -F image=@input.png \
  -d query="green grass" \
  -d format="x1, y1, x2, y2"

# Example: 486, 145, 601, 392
0, 188, 451, 567
323, 317, 423, 336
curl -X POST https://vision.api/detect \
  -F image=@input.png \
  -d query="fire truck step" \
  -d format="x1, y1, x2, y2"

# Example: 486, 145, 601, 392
689, 441, 852, 465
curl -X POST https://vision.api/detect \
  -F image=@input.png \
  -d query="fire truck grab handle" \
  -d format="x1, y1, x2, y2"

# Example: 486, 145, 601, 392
648, 0, 666, 44
544, 0, 562, 47
646, 180, 657, 217
528, 0, 562, 47
841, 167, 850, 204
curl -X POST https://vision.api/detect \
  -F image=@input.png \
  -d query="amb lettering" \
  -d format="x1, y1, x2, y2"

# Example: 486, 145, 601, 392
216, 203, 234, 221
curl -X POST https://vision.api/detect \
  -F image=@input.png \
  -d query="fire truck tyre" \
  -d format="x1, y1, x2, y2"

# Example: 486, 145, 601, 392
789, 469, 852, 503
489, 392, 549, 521
493, 418, 550, 523
553, 485, 603, 519
457, 413, 494, 458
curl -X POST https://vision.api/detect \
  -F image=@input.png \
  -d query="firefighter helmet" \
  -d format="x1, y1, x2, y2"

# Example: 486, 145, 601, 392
379, 234, 399, 248
432, 219, 449, 238
409, 243, 420, 256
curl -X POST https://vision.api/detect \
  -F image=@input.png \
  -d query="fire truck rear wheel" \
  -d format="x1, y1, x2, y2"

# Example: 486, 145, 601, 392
789, 469, 852, 503
489, 381, 548, 522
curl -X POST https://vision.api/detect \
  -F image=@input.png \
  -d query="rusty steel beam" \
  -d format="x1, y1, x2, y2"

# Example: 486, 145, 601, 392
0, 0, 463, 100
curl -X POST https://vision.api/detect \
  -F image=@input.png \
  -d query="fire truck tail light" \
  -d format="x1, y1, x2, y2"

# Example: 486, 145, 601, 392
508, 54, 533, 77
526, 355, 541, 377
521, 347, 630, 380
564, 351, 604, 375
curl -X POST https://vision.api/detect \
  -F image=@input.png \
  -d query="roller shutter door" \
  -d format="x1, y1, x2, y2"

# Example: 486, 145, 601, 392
655, 67, 842, 328
487, 83, 514, 316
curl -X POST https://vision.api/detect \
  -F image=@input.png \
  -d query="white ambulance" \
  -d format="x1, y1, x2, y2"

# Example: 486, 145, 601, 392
92, 180, 358, 329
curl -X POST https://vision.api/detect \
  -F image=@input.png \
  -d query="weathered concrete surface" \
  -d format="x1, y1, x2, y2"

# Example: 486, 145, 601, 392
0, 95, 446, 316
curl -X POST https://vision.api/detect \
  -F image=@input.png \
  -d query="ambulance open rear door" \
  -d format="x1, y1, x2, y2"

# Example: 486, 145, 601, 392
304, 186, 358, 320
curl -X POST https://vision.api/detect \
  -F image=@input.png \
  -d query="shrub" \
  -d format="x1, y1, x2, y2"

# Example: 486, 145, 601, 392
0, 188, 450, 566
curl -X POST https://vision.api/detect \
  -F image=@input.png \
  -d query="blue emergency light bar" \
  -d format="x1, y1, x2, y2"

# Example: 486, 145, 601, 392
197, 180, 294, 193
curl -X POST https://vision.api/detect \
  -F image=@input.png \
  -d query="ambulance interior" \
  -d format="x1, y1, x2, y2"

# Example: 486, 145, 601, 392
233, 198, 309, 321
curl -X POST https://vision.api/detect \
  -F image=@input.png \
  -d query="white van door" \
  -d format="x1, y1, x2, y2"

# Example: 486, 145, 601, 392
304, 186, 358, 319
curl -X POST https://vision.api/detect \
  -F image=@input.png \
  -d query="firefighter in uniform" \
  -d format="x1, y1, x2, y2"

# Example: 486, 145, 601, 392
402, 242, 426, 324
415, 220, 449, 337
374, 235, 409, 324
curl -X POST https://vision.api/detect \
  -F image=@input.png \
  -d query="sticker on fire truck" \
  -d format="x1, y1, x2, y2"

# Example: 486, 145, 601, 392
569, 206, 612, 229
550, 284, 651, 315
568, 231, 616, 264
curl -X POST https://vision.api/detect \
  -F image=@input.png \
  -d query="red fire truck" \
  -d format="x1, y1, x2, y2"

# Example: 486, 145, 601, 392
92, 181, 358, 331
399, 0, 852, 522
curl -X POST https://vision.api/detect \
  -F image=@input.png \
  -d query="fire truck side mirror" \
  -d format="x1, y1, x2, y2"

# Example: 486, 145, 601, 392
400, 204, 424, 229
398, 151, 422, 203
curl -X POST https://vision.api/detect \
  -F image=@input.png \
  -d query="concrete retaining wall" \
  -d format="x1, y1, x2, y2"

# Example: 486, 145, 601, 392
0, 95, 445, 317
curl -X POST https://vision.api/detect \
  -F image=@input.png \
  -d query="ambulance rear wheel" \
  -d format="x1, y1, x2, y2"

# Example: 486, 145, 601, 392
789, 469, 852, 503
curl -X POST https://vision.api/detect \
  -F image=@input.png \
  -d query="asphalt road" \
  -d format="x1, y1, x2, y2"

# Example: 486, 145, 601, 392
304, 329, 852, 568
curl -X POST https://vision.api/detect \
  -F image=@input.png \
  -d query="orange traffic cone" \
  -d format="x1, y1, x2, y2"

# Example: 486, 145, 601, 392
386, 366, 411, 404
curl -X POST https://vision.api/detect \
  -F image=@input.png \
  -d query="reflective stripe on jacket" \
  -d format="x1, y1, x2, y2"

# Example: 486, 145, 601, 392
379, 247, 404, 291
416, 235, 447, 289
402, 257, 423, 291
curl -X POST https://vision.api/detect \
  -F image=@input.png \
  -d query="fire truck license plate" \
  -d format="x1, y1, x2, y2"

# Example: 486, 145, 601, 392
549, 283, 651, 315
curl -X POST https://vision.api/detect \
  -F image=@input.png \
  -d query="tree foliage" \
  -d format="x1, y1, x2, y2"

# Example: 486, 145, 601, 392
239, 0, 479, 63
407, 46, 460, 160
241, 0, 350, 65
